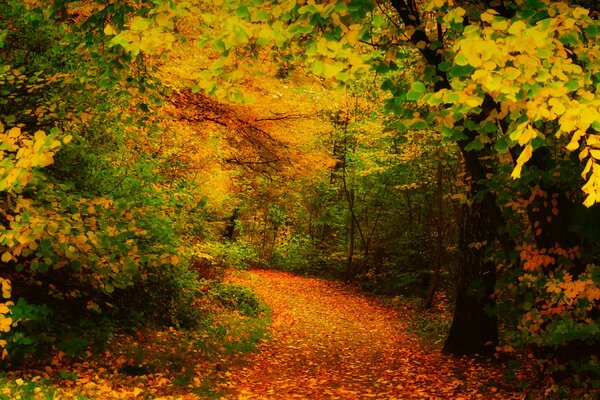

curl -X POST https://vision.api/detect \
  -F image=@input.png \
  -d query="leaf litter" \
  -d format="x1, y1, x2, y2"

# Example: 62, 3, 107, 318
221, 269, 525, 399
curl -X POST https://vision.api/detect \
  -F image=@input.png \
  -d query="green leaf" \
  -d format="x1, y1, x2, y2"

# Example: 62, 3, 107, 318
449, 64, 474, 78
252, 10, 269, 22
235, 6, 250, 19
441, 126, 468, 142
585, 24, 599, 37
0, 30, 7, 49
298, 5, 318, 15
372, 14, 386, 28
411, 120, 427, 130
411, 81, 426, 93
559, 32, 580, 46
494, 138, 509, 153
37, 263, 50, 273
464, 119, 478, 131
438, 61, 451, 72
465, 139, 484, 151
289, 24, 313, 35
406, 90, 421, 101
565, 80, 579, 92
105, 283, 115, 294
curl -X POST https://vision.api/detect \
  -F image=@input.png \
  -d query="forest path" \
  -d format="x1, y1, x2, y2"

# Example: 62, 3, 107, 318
221, 269, 521, 400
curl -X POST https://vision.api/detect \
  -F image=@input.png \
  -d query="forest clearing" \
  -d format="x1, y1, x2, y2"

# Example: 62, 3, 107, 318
1, 0, 600, 399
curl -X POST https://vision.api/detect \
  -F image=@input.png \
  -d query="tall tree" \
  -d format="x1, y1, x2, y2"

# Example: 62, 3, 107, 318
193, 0, 600, 359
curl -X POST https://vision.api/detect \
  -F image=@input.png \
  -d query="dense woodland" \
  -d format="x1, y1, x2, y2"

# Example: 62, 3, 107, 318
1, 0, 599, 398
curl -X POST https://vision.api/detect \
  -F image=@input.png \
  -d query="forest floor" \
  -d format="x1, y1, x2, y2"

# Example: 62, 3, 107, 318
1, 269, 559, 399
218, 269, 527, 400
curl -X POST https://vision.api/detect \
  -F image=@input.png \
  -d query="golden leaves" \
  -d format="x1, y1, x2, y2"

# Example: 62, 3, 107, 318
0, 124, 64, 193
0, 279, 12, 342
449, 3, 600, 204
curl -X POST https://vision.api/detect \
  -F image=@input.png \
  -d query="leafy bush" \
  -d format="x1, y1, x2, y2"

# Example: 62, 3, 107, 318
196, 241, 258, 270
270, 234, 313, 272
112, 260, 204, 329
362, 271, 432, 297
210, 284, 264, 317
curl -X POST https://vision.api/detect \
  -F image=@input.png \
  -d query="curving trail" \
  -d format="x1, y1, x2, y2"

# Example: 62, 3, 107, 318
222, 270, 522, 400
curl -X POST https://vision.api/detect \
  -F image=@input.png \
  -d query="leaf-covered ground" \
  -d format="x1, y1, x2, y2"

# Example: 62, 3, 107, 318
221, 269, 524, 399
1, 269, 540, 399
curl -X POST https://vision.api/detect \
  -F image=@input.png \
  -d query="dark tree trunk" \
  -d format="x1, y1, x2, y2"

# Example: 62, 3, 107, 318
389, 0, 509, 356
223, 209, 238, 241
425, 161, 444, 309
443, 197, 499, 356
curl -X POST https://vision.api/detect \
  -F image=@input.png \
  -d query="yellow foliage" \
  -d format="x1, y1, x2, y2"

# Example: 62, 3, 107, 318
0, 124, 63, 193
449, 3, 600, 204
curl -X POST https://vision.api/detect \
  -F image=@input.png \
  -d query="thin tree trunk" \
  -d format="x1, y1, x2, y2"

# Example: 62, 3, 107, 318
425, 161, 444, 309
345, 192, 356, 282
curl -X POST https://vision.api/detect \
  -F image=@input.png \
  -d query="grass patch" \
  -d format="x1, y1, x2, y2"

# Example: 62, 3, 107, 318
387, 294, 452, 350
407, 310, 452, 349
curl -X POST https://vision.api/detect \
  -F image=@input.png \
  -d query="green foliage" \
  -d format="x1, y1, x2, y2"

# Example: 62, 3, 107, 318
113, 260, 203, 329
196, 241, 258, 270
406, 308, 452, 350
210, 283, 265, 317
0, 0, 201, 365
363, 271, 433, 297
270, 234, 313, 272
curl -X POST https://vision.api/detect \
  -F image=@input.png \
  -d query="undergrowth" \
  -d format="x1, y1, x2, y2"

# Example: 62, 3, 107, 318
0, 286, 271, 399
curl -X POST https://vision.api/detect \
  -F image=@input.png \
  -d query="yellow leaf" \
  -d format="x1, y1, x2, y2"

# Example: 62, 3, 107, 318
0, 252, 11, 263
508, 20, 526, 35
581, 158, 592, 178
566, 130, 585, 151
130, 17, 150, 32
104, 24, 116, 36
512, 144, 533, 179
33, 130, 46, 141
491, 19, 508, 31
579, 147, 589, 161
587, 135, 600, 147
155, 12, 170, 28
511, 164, 523, 179
583, 193, 596, 208
8, 127, 21, 138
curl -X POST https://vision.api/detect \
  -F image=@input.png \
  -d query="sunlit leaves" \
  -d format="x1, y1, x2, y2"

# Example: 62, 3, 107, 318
431, 2, 600, 203
107, 2, 189, 56
0, 124, 63, 193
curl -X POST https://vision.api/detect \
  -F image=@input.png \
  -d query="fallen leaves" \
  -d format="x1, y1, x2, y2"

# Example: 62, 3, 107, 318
222, 269, 524, 399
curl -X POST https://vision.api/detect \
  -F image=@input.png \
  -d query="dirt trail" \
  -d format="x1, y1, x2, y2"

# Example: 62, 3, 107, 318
222, 270, 522, 399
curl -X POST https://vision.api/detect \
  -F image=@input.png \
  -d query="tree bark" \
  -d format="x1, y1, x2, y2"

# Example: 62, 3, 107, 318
389, 0, 508, 355
425, 161, 444, 309
443, 196, 499, 355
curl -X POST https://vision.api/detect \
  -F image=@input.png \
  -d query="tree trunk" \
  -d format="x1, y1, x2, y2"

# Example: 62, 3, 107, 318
223, 208, 238, 241
345, 200, 356, 282
425, 161, 444, 309
443, 196, 498, 356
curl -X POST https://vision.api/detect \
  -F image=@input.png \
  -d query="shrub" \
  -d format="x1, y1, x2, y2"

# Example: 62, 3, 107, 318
210, 284, 264, 317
